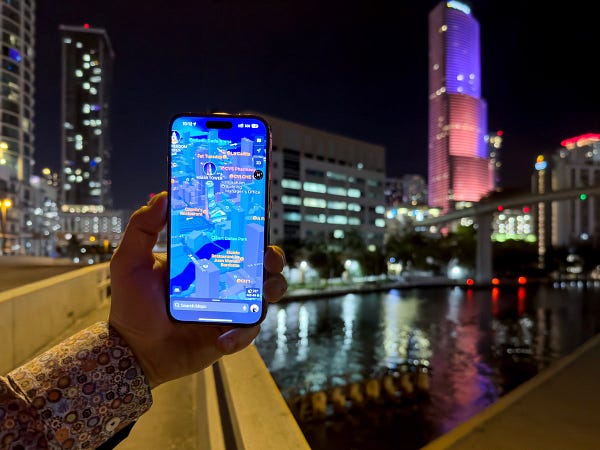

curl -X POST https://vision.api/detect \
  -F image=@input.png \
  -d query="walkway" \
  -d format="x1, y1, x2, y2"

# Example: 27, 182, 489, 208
423, 333, 600, 450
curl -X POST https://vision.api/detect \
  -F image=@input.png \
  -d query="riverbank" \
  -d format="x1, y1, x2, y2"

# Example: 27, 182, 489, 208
282, 275, 466, 301
281, 275, 553, 302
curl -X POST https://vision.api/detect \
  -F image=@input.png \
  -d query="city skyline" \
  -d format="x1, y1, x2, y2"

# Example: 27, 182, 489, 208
34, 1, 600, 209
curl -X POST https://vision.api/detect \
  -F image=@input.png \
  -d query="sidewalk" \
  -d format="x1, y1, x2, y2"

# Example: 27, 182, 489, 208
422, 333, 600, 450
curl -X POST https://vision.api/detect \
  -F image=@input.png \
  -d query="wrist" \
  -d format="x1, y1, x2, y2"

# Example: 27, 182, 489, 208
107, 321, 161, 389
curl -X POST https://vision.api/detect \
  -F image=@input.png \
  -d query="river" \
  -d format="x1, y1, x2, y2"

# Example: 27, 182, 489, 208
253, 282, 600, 449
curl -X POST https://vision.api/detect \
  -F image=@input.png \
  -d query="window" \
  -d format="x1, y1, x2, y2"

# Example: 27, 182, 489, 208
327, 186, 346, 196
281, 195, 301, 205
327, 200, 347, 210
303, 181, 326, 193
282, 178, 301, 190
327, 215, 348, 225
303, 197, 326, 208
305, 214, 326, 223
283, 211, 302, 222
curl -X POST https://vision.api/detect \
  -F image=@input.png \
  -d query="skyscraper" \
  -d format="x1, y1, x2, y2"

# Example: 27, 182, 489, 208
59, 24, 114, 208
428, 1, 493, 213
0, 0, 36, 254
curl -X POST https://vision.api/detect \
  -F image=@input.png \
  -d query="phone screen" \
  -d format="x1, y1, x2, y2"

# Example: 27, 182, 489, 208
167, 113, 271, 325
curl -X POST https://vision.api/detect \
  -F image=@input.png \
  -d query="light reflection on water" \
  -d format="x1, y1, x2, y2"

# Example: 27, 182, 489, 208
254, 284, 600, 450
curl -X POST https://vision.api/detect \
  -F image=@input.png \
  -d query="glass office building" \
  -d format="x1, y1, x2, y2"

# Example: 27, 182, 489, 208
428, 1, 493, 213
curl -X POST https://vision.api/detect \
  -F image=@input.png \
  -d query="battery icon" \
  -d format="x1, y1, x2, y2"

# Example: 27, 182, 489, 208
251, 123, 259, 128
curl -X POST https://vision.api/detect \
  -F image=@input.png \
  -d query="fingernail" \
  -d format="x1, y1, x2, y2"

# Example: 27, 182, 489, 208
147, 194, 158, 206
270, 245, 287, 266
147, 192, 164, 207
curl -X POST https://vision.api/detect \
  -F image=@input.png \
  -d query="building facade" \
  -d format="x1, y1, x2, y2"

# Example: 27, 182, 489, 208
428, 1, 493, 213
261, 114, 387, 250
385, 174, 428, 208
0, 0, 35, 254
27, 172, 60, 256
58, 25, 121, 257
59, 24, 114, 207
487, 130, 503, 189
550, 133, 600, 247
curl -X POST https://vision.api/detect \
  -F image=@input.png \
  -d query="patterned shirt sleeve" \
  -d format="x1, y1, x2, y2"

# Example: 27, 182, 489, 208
0, 321, 153, 449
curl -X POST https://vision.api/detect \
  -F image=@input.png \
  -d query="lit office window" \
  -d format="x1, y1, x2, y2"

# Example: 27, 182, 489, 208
303, 181, 326, 193
375, 218, 386, 227
282, 178, 301, 190
303, 197, 326, 208
327, 215, 348, 225
327, 186, 347, 196
281, 195, 301, 205
283, 211, 302, 221
326, 171, 347, 181
327, 200, 347, 210
348, 188, 361, 198
375, 205, 385, 214
349, 217, 361, 225
348, 203, 361, 212
305, 214, 326, 223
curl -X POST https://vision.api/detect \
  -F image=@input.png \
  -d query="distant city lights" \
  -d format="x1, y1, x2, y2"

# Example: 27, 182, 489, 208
535, 154, 547, 171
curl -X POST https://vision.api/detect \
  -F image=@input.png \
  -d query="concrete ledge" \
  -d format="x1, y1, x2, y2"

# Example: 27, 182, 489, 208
0, 262, 111, 373
0, 255, 77, 266
219, 346, 311, 449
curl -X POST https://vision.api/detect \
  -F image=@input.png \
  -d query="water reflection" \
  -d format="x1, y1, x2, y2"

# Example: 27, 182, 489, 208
255, 283, 600, 449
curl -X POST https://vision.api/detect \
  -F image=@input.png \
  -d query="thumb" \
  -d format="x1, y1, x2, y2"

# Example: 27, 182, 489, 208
112, 191, 168, 268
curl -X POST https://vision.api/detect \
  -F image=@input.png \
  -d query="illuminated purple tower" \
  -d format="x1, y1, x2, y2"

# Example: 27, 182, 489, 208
428, 1, 493, 213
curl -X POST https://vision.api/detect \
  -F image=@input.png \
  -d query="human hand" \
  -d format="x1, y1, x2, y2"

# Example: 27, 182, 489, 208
108, 191, 287, 389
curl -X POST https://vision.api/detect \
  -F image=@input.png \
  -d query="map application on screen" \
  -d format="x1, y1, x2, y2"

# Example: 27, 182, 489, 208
167, 114, 270, 324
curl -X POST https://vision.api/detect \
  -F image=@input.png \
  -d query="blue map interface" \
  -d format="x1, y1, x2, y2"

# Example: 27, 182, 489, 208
168, 115, 269, 324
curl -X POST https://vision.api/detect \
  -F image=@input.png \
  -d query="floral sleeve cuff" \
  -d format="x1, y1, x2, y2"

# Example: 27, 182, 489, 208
6, 321, 153, 449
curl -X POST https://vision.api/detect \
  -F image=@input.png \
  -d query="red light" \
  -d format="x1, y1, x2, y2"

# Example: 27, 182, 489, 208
517, 276, 527, 285
466, 278, 474, 286
523, 206, 530, 213
497, 130, 503, 136
560, 133, 600, 148
497, 205, 504, 212
491, 277, 500, 286
492, 288, 500, 316
84, 23, 90, 29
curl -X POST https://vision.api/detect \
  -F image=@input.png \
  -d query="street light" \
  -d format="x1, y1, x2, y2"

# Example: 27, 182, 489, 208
1, 198, 12, 255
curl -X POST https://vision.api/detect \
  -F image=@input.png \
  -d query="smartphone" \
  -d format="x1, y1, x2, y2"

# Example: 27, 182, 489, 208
167, 112, 271, 326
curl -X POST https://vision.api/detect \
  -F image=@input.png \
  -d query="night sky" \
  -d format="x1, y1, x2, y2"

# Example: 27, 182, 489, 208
34, 1, 600, 210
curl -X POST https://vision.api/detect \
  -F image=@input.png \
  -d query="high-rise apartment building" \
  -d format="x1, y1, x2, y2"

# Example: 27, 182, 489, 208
59, 24, 114, 208
0, 0, 35, 254
428, 1, 493, 213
